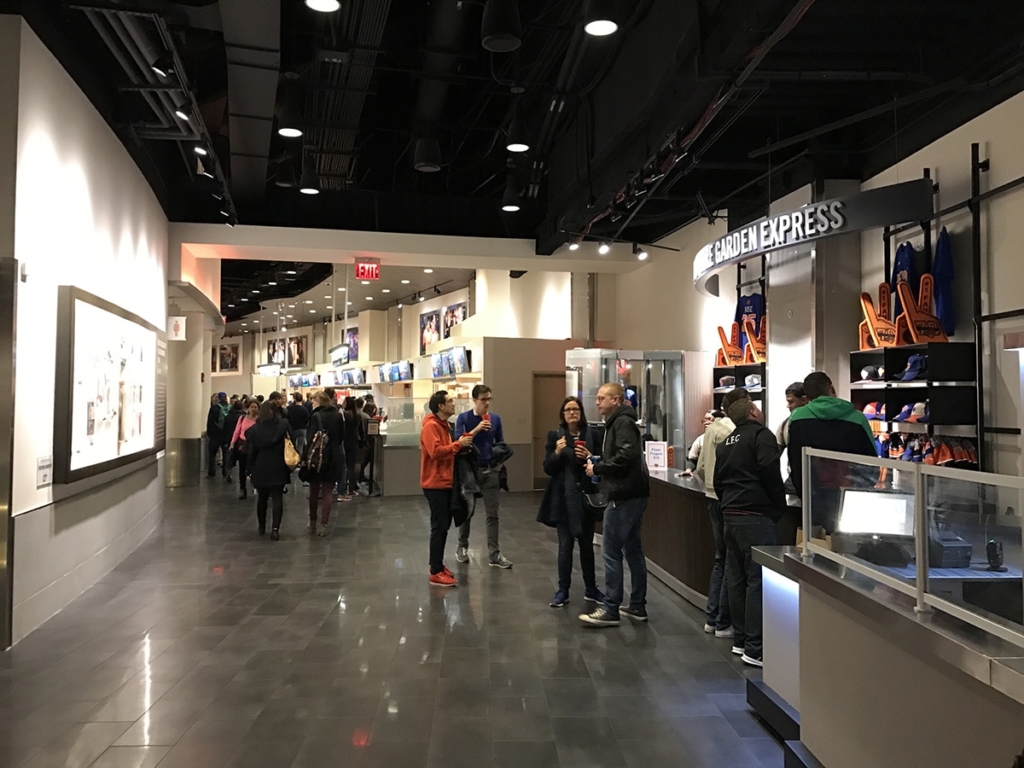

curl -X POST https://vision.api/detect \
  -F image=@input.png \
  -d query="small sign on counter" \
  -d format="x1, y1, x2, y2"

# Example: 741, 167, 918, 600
645, 441, 668, 470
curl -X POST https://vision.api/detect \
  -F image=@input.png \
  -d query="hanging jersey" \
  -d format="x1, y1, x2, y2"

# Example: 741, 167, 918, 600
932, 226, 956, 336
890, 242, 919, 317
735, 293, 764, 350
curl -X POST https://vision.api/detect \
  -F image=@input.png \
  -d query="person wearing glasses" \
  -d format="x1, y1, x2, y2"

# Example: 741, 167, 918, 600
454, 385, 512, 569
537, 396, 605, 608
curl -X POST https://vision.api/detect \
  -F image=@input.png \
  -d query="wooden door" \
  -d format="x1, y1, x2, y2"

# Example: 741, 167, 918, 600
532, 373, 567, 490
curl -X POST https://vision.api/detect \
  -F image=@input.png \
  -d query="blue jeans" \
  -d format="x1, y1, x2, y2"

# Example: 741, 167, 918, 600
602, 497, 647, 617
705, 499, 732, 629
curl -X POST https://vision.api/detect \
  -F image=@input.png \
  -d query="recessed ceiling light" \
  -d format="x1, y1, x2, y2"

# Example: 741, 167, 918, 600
304, 300, 313, 304
241, 298, 249, 302
253, 320, 259, 324
241, 322, 247, 326
324, 295, 330, 298
309, 309, 316, 313
346, 301, 352, 305
268, 281, 277, 286
360, 280, 370, 285
305, 0, 340, 11
227, 304, 235, 308
367, 297, 374, 301
382, 289, 391, 293
401, 279, 411, 285
423, 268, 434, 274
285, 270, 297, 275
568, 242, 580, 251
326, 305, 333, 309
273, 311, 279, 315
338, 287, 346, 292
252, 290, 260, 294
287, 314, 294, 318
289, 304, 295, 308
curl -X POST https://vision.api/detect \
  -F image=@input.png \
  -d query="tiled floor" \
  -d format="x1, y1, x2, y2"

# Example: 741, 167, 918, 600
0, 479, 783, 768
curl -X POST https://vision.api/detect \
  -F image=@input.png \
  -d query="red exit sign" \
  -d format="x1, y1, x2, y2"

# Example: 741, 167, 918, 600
355, 260, 380, 281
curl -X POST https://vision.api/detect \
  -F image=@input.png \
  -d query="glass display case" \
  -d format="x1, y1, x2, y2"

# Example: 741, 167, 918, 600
379, 397, 473, 448
565, 348, 643, 423
801, 447, 1024, 646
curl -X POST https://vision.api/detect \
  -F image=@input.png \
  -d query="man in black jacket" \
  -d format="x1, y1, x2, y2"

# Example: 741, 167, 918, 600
287, 392, 311, 457
580, 383, 650, 627
714, 398, 785, 667
206, 392, 230, 479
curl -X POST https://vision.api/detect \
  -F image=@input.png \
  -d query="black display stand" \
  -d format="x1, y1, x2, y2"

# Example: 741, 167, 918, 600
712, 361, 767, 413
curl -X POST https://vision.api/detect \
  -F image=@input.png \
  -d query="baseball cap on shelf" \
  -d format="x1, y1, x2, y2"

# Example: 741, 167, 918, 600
744, 374, 762, 388
900, 354, 928, 381
862, 402, 883, 420
860, 365, 883, 381
719, 375, 736, 388
894, 402, 928, 422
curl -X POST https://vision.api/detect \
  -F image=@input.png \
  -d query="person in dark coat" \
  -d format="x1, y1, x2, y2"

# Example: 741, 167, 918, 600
340, 396, 362, 499
222, 401, 244, 484
245, 401, 292, 540
305, 391, 346, 536
537, 396, 605, 609
206, 392, 230, 479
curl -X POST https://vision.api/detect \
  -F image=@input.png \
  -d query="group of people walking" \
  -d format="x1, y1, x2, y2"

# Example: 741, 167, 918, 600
204, 389, 377, 540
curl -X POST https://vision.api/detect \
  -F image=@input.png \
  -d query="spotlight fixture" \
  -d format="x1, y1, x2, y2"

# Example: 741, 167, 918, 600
413, 137, 441, 173
434, 287, 442, 295
304, 0, 340, 10
299, 164, 320, 195
150, 51, 174, 78
277, 100, 303, 138
397, 302, 403, 309
274, 162, 297, 188
501, 175, 521, 212
598, 242, 611, 255
173, 97, 191, 122
194, 145, 208, 156
583, 0, 619, 36
506, 109, 530, 153
420, 295, 426, 302
225, 216, 237, 228
481, 0, 522, 53
633, 243, 649, 261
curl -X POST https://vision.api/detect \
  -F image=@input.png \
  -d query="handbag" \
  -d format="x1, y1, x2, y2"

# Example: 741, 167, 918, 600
581, 488, 608, 511
284, 436, 301, 469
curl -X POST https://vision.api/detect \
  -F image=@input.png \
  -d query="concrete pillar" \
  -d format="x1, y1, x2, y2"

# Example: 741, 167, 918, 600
167, 310, 207, 439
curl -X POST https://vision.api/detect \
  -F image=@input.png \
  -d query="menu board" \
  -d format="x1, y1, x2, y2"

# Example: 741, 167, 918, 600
54, 288, 162, 483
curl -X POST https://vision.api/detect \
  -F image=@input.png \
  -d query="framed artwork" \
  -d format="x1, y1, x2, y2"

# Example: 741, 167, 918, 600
211, 345, 217, 372
346, 328, 359, 361
443, 302, 468, 339
419, 310, 441, 355
287, 336, 307, 369
53, 286, 162, 484
217, 343, 239, 373
267, 338, 286, 366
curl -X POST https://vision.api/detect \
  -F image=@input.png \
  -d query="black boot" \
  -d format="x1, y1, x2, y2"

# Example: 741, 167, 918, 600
270, 529, 280, 541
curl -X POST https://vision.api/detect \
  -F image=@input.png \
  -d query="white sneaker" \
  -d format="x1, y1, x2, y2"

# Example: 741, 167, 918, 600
703, 623, 715, 634
715, 626, 735, 639
731, 646, 744, 656
741, 654, 763, 668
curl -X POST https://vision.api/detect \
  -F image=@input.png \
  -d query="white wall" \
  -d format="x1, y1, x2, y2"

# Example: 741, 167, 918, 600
12, 20, 168, 515
861, 91, 1024, 475
8, 20, 168, 641
401, 286, 470, 358
616, 217, 734, 351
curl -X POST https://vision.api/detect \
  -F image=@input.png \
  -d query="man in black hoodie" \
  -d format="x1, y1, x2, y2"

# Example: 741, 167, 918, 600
714, 398, 785, 667
579, 383, 650, 627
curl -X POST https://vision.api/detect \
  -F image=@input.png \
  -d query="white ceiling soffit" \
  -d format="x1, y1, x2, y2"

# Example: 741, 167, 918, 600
170, 224, 648, 274
220, 0, 280, 205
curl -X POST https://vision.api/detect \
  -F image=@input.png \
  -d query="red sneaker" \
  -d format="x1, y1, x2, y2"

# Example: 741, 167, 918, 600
442, 566, 454, 578
429, 570, 458, 587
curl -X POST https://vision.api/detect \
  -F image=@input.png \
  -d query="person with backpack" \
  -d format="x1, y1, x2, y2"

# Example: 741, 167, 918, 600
305, 390, 346, 535
206, 392, 231, 479
245, 401, 293, 540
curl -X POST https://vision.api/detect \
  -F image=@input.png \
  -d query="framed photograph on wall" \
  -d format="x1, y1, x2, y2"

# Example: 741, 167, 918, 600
217, 343, 239, 373
287, 336, 307, 369
267, 338, 286, 366
419, 310, 441, 355
211, 345, 217, 373
53, 286, 163, 484
443, 302, 468, 339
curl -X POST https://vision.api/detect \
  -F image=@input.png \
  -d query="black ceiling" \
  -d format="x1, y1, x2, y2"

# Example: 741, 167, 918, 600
13, 0, 1024, 258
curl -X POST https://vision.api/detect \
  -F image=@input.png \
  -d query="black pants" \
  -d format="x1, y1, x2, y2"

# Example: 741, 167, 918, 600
705, 499, 731, 629
207, 437, 226, 477
236, 452, 248, 491
423, 488, 453, 574
345, 448, 359, 494
256, 487, 284, 531
556, 520, 597, 593
724, 513, 777, 660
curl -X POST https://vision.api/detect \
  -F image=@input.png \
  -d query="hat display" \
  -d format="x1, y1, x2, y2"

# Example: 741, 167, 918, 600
900, 354, 928, 381
744, 374, 762, 388
862, 402, 883, 420
860, 365, 884, 381
894, 401, 928, 423
718, 375, 736, 388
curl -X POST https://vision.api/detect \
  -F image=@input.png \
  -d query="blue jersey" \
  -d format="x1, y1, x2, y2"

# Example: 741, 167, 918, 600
932, 227, 955, 335
734, 293, 764, 350
890, 242, 919, 317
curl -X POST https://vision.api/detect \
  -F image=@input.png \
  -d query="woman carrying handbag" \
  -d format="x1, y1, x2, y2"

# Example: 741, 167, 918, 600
303, 390, 346, 535
229, 400, 259, 499
537, 396, 606, 608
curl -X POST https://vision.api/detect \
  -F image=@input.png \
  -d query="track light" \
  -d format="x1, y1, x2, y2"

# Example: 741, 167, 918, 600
506, 109, 530, 153
397, 302, 403, 309
414, 137, 441, 173
150, 51, 174, 78
225, 215, 237, 228
305, 0, 340, 11
274, 162, 297, 188
568, 241, 580, 251
173, 96, 190, 122
420, 295, 426, 302
299, 165, 320, 195
583, 0, 619, 36
194, 145, 208, 156
501, 175, 521, 212
481, 0, 522, 53
598, 242, 611, 255
633, 243, 649, 261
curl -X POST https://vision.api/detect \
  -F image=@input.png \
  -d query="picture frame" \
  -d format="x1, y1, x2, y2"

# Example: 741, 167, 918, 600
420, 310, 441, 355
217, 342, 239, 373
443, 302, 468, 339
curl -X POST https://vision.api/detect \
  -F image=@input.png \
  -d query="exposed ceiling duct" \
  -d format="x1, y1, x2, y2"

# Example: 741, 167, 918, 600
219, 0, 280, 208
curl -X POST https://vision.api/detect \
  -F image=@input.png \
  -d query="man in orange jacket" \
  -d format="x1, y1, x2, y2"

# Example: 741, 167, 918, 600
421, 390, 479, 586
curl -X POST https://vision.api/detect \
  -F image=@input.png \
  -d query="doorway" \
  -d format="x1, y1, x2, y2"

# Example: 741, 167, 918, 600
532, 372, 567, 490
